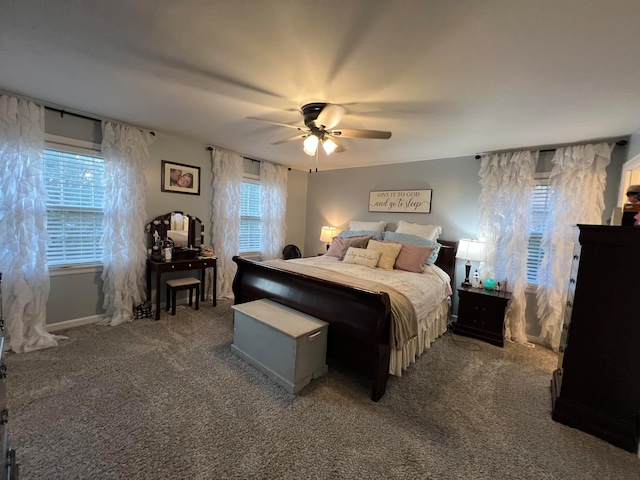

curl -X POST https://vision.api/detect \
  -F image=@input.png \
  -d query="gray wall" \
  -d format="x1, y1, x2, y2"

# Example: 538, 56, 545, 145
42, 105, 631, 330
304, 156, 482, 255
627, 126, 640, 160
284, 168, 308, 255
304, 146, 627, 338
44, 113, 308, 326
145, 133, 212, 243
304, 155, 482, 315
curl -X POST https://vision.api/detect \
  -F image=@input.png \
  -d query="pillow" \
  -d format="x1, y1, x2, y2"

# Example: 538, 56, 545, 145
384, 241, 435, 273
342, 247, 381, 268
366, 239, 402, 270
338, 230, 384, 241
383, 231, 441, 265
395, 220, 442, 242
349, 220, 386, 232
326, 235, 373, 260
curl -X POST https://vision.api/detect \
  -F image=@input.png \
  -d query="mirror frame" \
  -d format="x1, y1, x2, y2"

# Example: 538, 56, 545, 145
146, 211, 204, 249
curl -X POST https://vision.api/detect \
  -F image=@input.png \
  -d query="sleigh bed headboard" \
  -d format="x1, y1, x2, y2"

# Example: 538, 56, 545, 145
433, 239, 457, 290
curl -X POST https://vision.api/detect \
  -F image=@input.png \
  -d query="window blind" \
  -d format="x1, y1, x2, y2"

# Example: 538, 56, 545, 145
43, 148, 105, 266
240, 180, 261, 253
526, 181, 551, 284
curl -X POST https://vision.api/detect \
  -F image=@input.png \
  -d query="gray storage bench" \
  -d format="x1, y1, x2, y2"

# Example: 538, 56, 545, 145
231, 299, 328, 394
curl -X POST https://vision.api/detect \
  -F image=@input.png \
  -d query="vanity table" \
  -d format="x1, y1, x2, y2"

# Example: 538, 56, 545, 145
146, 257, 216, 320
145, 211, 217, 320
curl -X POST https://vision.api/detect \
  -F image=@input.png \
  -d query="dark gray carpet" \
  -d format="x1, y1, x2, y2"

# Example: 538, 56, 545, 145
5, 300, 640, 479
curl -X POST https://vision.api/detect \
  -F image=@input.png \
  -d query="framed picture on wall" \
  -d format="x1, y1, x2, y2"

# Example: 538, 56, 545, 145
161, 160, 201, 195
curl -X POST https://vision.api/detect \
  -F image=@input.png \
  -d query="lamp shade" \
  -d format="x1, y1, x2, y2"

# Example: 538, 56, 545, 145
303, 135, 319, 156
322, 137, 338, 155
319, 226, 337, 243
455, 239, 485, 262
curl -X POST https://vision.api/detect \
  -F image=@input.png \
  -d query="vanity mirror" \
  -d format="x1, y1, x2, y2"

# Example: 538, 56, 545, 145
145, 211, 217, 320
146, 211, 204, 255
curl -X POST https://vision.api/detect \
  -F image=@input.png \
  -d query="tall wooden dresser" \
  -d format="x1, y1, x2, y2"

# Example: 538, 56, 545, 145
551, 225, 640, 453
0, 274, 18, 479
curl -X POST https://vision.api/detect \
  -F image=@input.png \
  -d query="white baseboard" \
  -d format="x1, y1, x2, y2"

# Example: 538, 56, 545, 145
47, 314, 107, 332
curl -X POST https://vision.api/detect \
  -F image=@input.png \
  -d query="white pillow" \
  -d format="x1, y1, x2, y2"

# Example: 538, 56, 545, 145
349, 220, 386, 232
395, 220, 442, 241
367, 239, 402, 270
342, 247, 381, 268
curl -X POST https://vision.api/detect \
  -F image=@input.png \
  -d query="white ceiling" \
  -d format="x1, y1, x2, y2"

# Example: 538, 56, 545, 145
2, 1, 640, 171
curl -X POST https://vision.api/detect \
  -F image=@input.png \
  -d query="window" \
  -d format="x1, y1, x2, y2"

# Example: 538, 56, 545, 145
526, 175, 551, 285
43, 146, 105, 266
239, 178, 261, 254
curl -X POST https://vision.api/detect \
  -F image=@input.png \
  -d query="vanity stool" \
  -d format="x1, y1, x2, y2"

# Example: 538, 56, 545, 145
165, 277, 200, 315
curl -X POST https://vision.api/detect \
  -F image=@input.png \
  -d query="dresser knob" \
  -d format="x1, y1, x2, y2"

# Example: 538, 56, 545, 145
569, 278, 575, 284
573, 255, 579, 260
171, 265, 175, 269
566, 301, 572, 308
188, 263, 192, 268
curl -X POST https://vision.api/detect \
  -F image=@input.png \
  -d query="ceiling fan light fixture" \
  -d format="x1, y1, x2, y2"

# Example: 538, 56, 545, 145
322, 137, 338, 155
249, 102, 391, 159
303, 134, 319, 156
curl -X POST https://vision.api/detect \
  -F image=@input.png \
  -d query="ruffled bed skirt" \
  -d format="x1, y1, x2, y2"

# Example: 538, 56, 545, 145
389, 298, 450, 376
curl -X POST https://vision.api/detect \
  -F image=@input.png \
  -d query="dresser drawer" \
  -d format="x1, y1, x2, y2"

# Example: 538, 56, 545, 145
563, 298, 573, 328
0, 421, 7, 475
557, 328, 569, 369
167, 261, 199, 272
562, 249, 579, 328
458, 295, 506, 330
456, 288, 511, 348
570, 246, 581, 273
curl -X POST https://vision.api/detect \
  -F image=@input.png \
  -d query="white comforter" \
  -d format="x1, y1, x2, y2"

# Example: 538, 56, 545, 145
283, 255, 452, 322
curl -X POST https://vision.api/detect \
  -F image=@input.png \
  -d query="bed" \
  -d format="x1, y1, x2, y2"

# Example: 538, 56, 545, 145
232, 230, 457, 401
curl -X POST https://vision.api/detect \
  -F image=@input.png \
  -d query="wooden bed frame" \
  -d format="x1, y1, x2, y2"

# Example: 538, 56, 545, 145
232, 240, 457, 401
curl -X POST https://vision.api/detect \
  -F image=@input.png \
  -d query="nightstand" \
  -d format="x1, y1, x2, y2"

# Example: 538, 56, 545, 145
455, 286, 512, 347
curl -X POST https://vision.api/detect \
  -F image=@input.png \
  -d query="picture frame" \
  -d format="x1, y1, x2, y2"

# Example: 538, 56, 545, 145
161, 160, 200, 195
368, 189, 432, 213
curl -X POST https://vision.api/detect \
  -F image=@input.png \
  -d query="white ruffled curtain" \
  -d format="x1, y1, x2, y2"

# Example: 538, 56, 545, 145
536, 143, 613, 351
260, 162, 288, 260
210, 148, 243, 299
0, 95, 61, 353
100, 122, 150, 326
478, 151, 538, 344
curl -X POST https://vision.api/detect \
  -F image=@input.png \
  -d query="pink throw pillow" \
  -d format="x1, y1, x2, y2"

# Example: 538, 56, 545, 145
384, 240, 435, 273
326, 235, 373, 259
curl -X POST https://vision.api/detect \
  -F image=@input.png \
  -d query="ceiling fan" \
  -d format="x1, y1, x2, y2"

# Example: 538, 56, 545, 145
248, 102, 392, 157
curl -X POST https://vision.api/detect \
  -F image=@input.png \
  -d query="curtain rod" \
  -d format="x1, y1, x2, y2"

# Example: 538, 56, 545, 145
206, 145, 291, 170
45, 106, 155, 136
474, 138, 628, 159
0, 90, 156, 136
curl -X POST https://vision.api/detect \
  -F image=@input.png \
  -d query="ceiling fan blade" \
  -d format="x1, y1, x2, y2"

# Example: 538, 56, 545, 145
247, 116, 304, 131
315, 104, 346, 130
271, 135, 305, 145
334, 141, 346, 154
330, 128, 392, 139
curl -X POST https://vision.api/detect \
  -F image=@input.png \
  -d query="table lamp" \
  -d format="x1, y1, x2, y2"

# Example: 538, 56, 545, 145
319, 226, 337, 250
455, 239, 485, 287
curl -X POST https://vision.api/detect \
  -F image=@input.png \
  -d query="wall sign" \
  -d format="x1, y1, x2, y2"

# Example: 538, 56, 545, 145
368, 189, 432, 213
